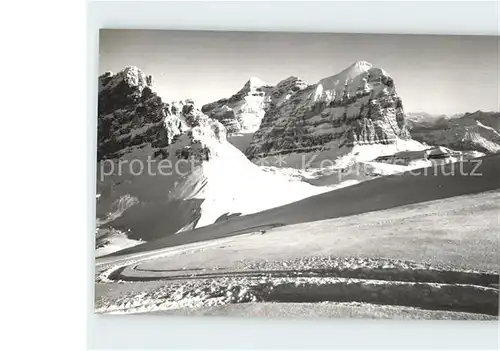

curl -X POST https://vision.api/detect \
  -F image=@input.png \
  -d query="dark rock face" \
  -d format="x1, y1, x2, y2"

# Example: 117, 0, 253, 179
245, 62, 410, 159
98, 67, 153, 115
97, 67, 224, 162
97, 67, 183, 161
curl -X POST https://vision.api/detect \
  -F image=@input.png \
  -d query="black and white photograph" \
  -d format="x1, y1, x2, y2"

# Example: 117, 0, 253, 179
94, 29, 499, 319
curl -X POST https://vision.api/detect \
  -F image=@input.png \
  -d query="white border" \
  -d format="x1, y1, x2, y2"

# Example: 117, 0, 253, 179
87, 1, 499, 350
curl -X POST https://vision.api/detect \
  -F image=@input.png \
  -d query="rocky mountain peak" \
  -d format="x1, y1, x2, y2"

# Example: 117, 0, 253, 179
317, 61, 373, 90
245, 62, 410, 161
98, 66, 155, 116
235, 76, 272, 97
245, 76, 268, 89
316, 61, 390, 101
97, 67, 227, 162
99, 66, 152, 93
348, 60, 374, 72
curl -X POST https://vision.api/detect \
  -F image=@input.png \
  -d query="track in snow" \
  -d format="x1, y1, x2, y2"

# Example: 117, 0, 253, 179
98, 255, 499, 316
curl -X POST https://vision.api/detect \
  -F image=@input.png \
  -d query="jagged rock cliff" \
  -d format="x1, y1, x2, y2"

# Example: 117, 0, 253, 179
98, 67, 173, 161
97, 67, 224, 162
245, 61, 411, 160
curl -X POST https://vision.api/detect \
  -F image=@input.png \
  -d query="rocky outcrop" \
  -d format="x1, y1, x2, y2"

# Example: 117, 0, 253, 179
97, 67, 174, 161
245, 61, 410, 159
97, 67, 225, 162
409, 111, 500, 154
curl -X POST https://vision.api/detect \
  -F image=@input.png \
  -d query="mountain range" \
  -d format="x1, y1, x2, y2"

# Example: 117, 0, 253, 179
408, 111, 500, 153
96, 62, 499, 256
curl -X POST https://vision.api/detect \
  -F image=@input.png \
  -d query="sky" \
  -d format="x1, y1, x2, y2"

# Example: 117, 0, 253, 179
99, 30, 499, 115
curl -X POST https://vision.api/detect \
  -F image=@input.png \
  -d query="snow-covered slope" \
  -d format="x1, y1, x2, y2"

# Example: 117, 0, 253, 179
409, 111, 500, 153
108, 153, 500, 258
172, 134, 328, 229
244, 61, 413, 167
96, 67, 329, 255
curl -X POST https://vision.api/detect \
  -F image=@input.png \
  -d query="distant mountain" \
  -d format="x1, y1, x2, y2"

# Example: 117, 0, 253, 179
406, 112, 467, 129
409, 110, 500, 154
406, 112, 448, 129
